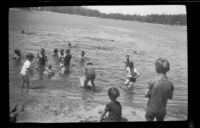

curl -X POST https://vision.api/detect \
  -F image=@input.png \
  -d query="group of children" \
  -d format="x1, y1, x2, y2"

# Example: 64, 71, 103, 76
12, 46, 174, 122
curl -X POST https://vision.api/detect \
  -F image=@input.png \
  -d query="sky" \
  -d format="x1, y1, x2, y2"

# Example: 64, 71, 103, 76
84, 5, 186, 16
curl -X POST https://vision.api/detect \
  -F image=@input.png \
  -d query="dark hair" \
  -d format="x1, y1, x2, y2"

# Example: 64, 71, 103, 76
68, 43, 71, 46
26, 53, 34, 60
48, 65, 52, 69
108, 87, 120, 100
155, 58, 170, 74
126, 55, 129, 58
14, 49, 21, 56
81, 51, 85, 56
53, 48, 58, 53
40, 48, 45, 53
128, 61, 134, 69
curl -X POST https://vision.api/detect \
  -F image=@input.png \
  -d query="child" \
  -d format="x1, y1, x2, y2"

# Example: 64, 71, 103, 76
20, 53, 34, 93
68, 43, 72, 48
12, 49, 21, 65
84, 62, 96, 91
80, 51, 85, 66
63, 49, 72, 73
100, 87, 122, 122
44, 64, 55, 78
124, 55, 130, 69
124, 61, 139, 89
52, 48, 58, 58
37, 48, 47, 80
145, 58, 174, 121
58, 49, 65, 63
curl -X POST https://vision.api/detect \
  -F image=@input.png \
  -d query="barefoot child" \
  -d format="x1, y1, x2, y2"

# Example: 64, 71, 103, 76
63, 49, 72, 73
100, 87, 122, 122
84, 62, 96, 91
124, 61, 139, 89
145, 58, 174, 121
52, 48, 58, 58
124, 55, 130, 69
20, 53, 34, 93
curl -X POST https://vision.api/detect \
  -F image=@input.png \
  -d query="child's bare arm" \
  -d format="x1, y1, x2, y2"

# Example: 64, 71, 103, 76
168, 84, 174, 99
100, 110, 107, 122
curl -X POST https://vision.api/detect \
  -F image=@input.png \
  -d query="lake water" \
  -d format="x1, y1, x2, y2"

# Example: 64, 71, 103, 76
9, 8, 188, 120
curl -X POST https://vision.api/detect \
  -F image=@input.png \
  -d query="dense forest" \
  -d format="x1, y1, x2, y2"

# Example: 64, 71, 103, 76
21, 6, 187, 26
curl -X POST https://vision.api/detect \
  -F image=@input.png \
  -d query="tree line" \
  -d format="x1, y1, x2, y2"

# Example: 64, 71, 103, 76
21, 6, 187, 26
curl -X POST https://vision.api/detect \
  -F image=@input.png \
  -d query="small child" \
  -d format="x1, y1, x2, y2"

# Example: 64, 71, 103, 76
68, 43, 72, 48
84, 62, 96, 91
12, 49, 21, 65
52, 48, 58, 58
100, 87, 122, 122
145, 58, 174, 121
80, 51, 85, 66
44, 64, 55, 78
20, 53, 34, 93
124, 61, 139, 89
58, 49, 65, 63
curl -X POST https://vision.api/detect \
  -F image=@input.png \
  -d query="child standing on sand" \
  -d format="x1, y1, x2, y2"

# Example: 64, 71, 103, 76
84, 62, 96, 91
124, 61, 139, 89
145, 58, 174, 121
100, 87, 122, 122
20, 53, 34, 93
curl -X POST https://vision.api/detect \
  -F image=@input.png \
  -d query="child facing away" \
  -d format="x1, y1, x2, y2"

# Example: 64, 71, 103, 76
12, 49, 22, 65
80, 51, 85, 66
145, 58, 174, 121
52, 48, 58, 58
100, 87, 123, 122
84, 62, 96, 91
44, 64, 55, 78
37, 48, 47, 80
63, 49, 72, 73
20, 53, 34, 93
124, 61, 139, 89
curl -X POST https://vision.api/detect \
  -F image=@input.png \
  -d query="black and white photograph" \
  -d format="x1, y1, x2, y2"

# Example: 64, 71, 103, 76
9, 5, 187, 123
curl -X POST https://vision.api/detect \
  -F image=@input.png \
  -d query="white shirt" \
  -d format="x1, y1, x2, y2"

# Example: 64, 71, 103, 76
126, 67, 139, 78
20, 60, 31, 75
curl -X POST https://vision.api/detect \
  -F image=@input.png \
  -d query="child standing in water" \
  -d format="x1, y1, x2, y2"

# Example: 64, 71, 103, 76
64, 49, 72, 73
124, 61, 139, 89
52, 48, 58, 58
44, 64, 55, 79
84, 62, 96, 91
145, 58, 174, 121
12, 49, 22, 65
20, 53, 34, 93
37, 48, 47, 80
80, 51, 85, 66
100, 87, 122, 122
58, 49, 65, 63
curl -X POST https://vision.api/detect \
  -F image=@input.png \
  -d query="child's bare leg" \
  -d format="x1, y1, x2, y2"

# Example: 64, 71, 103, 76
124, 79, 129, 86
26, 80, 29, 93
21, 80, 25, 93
83, 78, 89, 88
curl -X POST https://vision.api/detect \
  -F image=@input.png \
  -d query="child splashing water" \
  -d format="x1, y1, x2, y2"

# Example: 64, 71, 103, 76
124, 61, 139, 89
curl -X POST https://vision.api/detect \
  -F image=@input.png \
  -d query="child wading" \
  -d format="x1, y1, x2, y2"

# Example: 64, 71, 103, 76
124, 55, 130, 69
20, 53, 34, 93
37, 48, 47, 80
44, 64, 55, 79
100, 87, 123, 122
64, 49, 72, 73
124, 61, 139, 89
80, 51, 85, 66
84, 62, 96, 91
145, 58, 174, 121
12, 49, 22, 66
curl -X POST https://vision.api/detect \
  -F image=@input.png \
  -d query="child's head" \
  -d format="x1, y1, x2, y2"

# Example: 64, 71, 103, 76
128, 61, 134, 69
81, 51, 85, 56
68, 43, 71, 47
48, 65, 52, 69
108, 87, 120, 101
14, 49, 21, 56
53, 48, 58, 54
40, 48, 45, 54
66, 49, 70, 54
155, 58, 170, 74
26, 53, 34, 61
